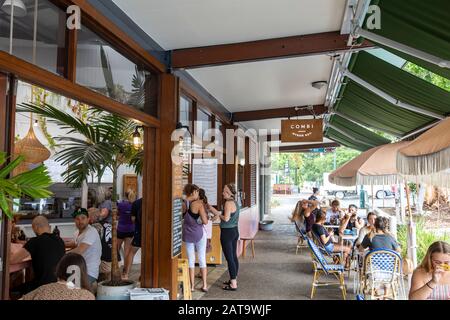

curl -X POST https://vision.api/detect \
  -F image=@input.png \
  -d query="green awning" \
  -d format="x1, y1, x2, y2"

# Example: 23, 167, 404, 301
334, 51, 450, 137
325, 115, 391, 151
325, 128, 369, 151
352, 51, 450, 116
365, 0, 450, 80
335, 81, 432, 136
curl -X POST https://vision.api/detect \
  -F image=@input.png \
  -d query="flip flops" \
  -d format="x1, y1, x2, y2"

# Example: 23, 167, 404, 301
222, 284, 238, 291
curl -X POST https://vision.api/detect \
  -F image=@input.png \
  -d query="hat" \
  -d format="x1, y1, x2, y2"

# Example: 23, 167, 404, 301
72, 208, 89, 218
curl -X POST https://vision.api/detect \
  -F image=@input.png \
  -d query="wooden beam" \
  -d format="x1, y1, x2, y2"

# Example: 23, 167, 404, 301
0, 51, 160, 128
233, 105, 327, 122
172, 31, 374, 69
271, 142, 340, 153
59, 0, 166, 73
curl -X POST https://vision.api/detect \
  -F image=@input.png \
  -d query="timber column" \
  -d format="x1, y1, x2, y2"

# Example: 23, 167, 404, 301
156, 73, 179, 299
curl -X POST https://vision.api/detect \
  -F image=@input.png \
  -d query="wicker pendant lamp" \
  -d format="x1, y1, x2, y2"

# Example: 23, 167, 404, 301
14, 114, 51, 175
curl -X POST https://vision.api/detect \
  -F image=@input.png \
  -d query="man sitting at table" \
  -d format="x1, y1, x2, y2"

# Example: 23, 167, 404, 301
325, 200, 344, 224
65, 208, 102, 285
10, 216, 65, 294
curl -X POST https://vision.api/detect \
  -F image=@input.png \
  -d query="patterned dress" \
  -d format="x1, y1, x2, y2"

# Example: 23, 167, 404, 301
22, 282, 95, 300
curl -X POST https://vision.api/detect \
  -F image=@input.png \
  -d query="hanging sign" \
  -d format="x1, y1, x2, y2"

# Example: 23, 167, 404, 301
281, 119, 323, 143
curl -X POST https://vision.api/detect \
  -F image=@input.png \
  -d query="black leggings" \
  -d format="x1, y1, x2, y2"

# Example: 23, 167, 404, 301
220, 227, 239, 280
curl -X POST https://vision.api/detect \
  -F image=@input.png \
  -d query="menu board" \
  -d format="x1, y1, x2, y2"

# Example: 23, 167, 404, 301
192, 158, 218, 206
172, 162, 184, 258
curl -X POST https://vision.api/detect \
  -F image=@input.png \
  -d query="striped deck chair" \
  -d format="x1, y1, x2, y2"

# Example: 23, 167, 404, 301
306, 237, 347, 300
294, 220, 308, 254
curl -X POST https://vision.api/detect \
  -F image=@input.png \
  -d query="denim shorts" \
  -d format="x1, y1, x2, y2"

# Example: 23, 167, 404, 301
324, 242, 334, 254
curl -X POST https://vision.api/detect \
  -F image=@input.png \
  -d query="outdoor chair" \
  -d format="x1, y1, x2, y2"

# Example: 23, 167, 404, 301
306, 237, 347, 300
360, 249, 406, 300
293, 220, 308, 255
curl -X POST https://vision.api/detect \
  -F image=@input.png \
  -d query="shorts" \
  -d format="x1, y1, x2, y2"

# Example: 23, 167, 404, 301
117, 231, 135, 239
132, 232, 141, 248
324, 242, 334, 254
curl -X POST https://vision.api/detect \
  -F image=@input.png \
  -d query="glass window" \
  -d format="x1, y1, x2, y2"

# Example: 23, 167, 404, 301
76, 25, 157, 116
13, 80, 143, 221
179, 95, 193, 133
0, 0, 67, 76
196, 108, 211, 140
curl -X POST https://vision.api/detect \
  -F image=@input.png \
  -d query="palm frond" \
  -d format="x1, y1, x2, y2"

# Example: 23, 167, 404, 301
100, 44, 116, 99
11, 164, 53, 199
128, 66, 146, 108
0, 152, 53, 219
0, 155, 25, 179
17, 103, 99, 142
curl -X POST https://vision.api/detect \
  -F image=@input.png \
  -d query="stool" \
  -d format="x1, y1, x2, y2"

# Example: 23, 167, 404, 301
177, 259, 191, 300
241, 238, 255, 258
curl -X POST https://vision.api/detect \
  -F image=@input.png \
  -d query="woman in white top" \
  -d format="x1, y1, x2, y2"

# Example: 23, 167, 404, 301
356, 212, 377, 249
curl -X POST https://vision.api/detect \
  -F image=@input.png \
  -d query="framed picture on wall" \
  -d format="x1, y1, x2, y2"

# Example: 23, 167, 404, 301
123, 174, 138, 198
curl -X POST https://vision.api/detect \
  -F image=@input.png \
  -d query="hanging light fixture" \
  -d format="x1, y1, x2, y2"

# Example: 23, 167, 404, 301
1, 0, 28, 17
132, 126, 143, 149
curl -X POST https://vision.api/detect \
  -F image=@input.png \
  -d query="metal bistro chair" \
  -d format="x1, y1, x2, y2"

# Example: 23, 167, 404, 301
294, 220, 308, 255
360, 249, 406, 300
306, 237, 347, 300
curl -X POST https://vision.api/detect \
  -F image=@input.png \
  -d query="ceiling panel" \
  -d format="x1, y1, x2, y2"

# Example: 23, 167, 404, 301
188, 55, 332, 112
112, 0, 347, 50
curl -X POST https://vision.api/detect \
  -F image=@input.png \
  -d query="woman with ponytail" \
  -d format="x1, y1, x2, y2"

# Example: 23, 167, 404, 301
208, 183, 240, 291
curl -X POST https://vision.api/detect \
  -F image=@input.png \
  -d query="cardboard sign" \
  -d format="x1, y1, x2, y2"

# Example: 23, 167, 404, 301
281, 119, 323, 142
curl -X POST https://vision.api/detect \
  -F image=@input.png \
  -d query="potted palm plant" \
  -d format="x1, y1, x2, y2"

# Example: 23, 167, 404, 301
18, 102, 142, 299
0, 152, 53, 219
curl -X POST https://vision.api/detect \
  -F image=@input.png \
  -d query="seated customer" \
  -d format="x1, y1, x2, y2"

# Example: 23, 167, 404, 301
22, 253, 95, 300
325, 200, 343, 224
290, 199, 317, 237
312, 210, 351, 266
409, 241, 450, 300
65, 208, 102, 285
360, 217, 400, 252
339, 204, 364, 235
356, 212, 377, 249
10, 216, 65, 294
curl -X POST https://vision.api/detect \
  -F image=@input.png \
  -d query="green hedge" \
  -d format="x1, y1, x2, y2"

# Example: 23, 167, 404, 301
397, 218, 450, 263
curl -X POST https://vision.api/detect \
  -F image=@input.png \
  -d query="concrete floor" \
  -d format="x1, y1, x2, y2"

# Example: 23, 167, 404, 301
199, 223, 355, 300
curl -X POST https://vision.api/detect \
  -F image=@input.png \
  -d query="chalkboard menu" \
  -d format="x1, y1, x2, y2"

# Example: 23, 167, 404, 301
172, 162, 184, 257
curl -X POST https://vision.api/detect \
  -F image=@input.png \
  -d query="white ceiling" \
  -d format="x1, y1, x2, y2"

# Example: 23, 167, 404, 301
188, 55, 333, 112
112, 0, 347, 135
112, 0, 347, 50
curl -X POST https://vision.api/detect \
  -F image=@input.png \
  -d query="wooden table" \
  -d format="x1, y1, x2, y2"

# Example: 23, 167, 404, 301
9, 243, 32, 274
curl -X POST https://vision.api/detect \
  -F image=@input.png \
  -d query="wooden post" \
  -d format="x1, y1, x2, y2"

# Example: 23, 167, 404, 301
156, 73, 179, 299
0, 74, 15, 300
141, 127, 159, 288
405, 181, 417, 268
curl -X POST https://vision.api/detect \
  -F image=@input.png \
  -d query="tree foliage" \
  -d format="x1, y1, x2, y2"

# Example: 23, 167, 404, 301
271, 147, 360, 186
403, 62, 450, 92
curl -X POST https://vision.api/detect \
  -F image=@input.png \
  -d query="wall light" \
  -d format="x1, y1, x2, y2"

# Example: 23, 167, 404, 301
133, 126, 143, 149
